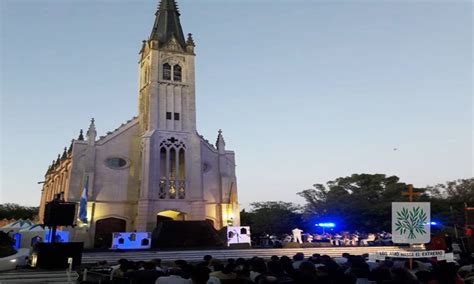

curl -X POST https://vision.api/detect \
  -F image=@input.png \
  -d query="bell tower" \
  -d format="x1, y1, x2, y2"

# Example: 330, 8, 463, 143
136, 0, 204, 232
138, 0, 196, 134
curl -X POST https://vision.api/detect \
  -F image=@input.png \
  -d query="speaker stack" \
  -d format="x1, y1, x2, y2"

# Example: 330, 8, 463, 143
34, 200, 83, 269
43, 201, 76, 227
32, 242, 84, 269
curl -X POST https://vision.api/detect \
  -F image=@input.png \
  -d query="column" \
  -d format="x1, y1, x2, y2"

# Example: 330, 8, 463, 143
165, 148, 170, 198
175, 148, 179, 193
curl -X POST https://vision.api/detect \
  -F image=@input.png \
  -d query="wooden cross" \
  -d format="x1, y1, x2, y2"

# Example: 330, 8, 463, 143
401, 184, 421, 202
401, 183, 422, 269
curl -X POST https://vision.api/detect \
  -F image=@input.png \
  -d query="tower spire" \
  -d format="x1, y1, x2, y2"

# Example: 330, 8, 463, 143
150, 0, 186, 48
216, 129, 226, 154
86, 118, 97, 145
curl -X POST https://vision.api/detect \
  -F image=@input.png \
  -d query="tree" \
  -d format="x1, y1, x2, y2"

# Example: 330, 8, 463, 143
297, 174, 426, 232
0, 203, 39, 220
240, 202, 304, 236
427, 178, 474, 205
426, 178, 474, 230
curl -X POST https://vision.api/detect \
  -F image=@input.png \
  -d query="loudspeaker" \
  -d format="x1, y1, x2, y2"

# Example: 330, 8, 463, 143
44, 202, 76, 226
33, 242, 83, 269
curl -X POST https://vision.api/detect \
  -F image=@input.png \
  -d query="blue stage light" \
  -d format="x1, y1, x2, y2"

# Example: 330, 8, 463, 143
315, 222, 336, 228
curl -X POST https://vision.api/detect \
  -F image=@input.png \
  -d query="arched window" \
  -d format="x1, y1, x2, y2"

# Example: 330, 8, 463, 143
178, 148, 185, 199
159, 147, 167, 199
158, 137, 186, 199
173, 64, 182, 82
169, 148, 176, 199
163, 63, 171, 80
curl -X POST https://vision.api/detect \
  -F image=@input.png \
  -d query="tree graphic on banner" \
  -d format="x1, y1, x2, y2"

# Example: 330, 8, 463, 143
394, 206, 427, 239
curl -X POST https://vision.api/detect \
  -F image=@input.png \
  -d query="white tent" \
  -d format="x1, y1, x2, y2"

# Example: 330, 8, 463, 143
18, 225, 49, 249
0, 220, 35, 233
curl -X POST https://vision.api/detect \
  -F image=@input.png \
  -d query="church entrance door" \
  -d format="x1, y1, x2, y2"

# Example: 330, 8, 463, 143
156, 210, 185, 226
94, 217, 126, 249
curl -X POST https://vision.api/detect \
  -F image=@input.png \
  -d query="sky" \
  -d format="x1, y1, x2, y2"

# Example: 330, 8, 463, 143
1, 0, 472, 208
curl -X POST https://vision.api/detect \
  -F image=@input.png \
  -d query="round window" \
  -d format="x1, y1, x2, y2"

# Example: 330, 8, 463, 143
105, 157, 128, 169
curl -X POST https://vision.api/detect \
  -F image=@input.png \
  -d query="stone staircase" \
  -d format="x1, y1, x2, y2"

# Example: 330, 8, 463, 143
0, 270, 79, 283
82, 246, 405, 264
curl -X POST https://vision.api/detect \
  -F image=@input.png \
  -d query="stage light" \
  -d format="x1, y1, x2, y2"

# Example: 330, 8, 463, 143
315, 222, 336, 228
424, 221, 440, 226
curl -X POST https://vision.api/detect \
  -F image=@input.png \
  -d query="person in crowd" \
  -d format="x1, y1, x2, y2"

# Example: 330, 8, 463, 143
112, 259, 135, 280
250, 257, 267, 282
151, 258, 167, 273
209, 261, 237, 280
292, 253, 305, 270
201, 255, 213, 267
190, 266, 211, 284
293, 261, 318, 283
85, 244, 473, 284
126, 261, 164, 284
155, 267, 189, 284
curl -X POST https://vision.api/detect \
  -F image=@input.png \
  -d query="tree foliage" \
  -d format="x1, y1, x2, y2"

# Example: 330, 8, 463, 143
240, 201, 304, 235
0, 203, 39, 220
426, 178, 474, 229
298, 175, 473, 233
297, 174, 429, 232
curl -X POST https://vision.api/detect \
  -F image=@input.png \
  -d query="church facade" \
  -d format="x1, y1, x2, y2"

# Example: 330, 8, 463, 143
38, 0, 240, 248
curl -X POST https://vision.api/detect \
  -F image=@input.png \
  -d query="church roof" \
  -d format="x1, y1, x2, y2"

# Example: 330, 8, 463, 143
150, 0, 186, 48
96, 116, 138, 144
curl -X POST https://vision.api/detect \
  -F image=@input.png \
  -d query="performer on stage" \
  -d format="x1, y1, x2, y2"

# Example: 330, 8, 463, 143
361, 233, 375, 246
332, 233, 342, 246
292, 228, 303, 244
351, 233, 359, 246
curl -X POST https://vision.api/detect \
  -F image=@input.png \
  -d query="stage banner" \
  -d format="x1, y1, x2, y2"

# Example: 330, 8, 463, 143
111, 232, 151, 250
227, 226, 251, 246
392, 202, 430, 244
374, 250, 444, 260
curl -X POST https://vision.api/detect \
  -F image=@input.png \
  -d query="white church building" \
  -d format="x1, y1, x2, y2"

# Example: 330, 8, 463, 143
38, 0, 240, 248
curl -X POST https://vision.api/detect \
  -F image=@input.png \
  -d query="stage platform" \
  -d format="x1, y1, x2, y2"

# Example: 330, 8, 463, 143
82, 246, 406, 264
